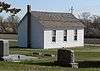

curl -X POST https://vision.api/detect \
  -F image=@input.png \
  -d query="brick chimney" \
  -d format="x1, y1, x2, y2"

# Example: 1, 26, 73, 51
27, 5, 31, 48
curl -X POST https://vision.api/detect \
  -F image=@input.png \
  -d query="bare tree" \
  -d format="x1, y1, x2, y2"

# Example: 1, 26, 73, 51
0, 16, 7, 33
5, 15, 20, 33
81, 12, 91, 20
93, 16, 100, 30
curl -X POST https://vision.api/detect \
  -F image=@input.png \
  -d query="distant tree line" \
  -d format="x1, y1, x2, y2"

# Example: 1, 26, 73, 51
0, 15, 20, 34
78, 12, 100, 38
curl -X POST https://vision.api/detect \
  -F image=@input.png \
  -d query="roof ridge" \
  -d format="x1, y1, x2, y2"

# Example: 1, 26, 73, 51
31, 11, 72, 14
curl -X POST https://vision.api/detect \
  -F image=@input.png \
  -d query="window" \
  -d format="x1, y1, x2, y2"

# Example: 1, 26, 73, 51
52, 30, 56, 42
64, 30, 67, 41
74, 29, 77, 41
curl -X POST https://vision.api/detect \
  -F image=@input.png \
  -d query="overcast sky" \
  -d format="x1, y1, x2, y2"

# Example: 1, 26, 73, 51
1, 0, 100, 19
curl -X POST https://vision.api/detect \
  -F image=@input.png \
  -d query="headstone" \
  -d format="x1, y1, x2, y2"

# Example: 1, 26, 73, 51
57, 49, 78, 68
0, 40, 9, 58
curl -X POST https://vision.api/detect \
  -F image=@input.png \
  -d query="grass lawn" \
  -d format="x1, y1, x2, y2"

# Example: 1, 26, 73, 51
1, 61, 100, 71
1, 45, 100, 71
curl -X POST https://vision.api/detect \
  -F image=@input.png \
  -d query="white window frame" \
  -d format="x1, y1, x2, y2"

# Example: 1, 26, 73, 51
52, 30, 56, 42
74, 29, 77, 41
64, 30, 67, 41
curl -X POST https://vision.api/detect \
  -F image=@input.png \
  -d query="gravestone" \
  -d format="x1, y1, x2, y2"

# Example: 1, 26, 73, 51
57, 49, 78, 68
0, 40, 9, 58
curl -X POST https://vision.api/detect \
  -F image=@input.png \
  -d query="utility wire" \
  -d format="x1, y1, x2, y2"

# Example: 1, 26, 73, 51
65, 0, 69, 12
13, 0, 16, 7
4, 0, 6, 2
65, 0, 71, 13
66, 0, 74, 13
26, 0, 30, 5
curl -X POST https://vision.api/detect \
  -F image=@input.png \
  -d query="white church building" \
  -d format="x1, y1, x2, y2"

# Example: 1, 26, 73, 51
18, 5, 84, 49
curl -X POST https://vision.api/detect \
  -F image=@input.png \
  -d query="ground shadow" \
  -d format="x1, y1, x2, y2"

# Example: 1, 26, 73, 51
30, 61, 100, 68
31, 62, 57, 66
78, 60, 100, 68
22, 60, 100, 68
25, 61, 74, 67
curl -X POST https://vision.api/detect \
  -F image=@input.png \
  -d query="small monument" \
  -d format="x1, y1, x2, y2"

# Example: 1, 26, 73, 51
57, 49, 78, 68
0, 40, 9, 58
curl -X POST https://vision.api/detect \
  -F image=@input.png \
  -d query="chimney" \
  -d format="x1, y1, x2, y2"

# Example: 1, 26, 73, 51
27, 5, 31, 13
27, 5, 31, 48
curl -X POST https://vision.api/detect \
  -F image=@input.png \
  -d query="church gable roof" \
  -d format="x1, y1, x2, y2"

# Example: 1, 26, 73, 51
31, 11, 84, 29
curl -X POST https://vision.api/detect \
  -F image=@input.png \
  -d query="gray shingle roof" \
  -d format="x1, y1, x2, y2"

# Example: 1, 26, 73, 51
31, 11, 84, 29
